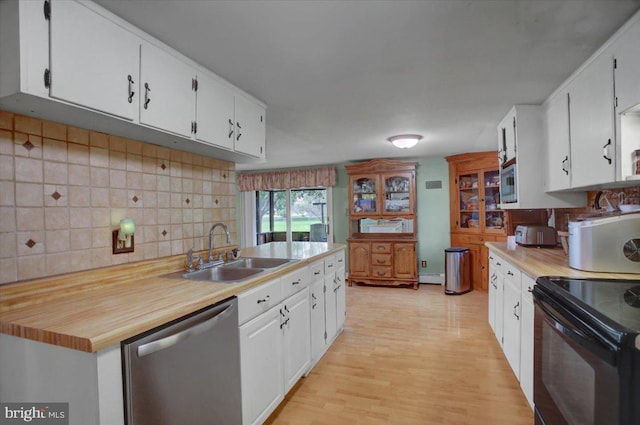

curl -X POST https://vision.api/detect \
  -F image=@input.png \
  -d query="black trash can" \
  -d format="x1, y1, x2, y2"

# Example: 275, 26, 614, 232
444, 247, 471, 295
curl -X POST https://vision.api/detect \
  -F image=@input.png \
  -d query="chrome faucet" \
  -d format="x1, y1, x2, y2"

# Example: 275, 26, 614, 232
209, 222, 231, 263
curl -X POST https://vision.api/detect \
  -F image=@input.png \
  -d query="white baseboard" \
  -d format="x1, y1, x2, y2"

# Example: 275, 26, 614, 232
419, 273, 445, 285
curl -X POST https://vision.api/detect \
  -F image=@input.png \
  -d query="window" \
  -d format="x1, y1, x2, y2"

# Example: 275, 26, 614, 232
254, 188, 330, 245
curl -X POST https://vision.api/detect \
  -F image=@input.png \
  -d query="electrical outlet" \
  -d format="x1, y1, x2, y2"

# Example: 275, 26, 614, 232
421, 260, 427, 268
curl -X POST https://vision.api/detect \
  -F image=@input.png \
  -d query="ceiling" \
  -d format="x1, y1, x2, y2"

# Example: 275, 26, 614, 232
94, 0, 640, 171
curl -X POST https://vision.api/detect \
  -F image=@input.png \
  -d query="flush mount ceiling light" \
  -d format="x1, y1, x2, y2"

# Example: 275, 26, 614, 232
387, 134, 423, 149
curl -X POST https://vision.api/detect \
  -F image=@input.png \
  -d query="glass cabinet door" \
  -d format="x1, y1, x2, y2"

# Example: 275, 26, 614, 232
483, 170, 506, 233
352, 176, 378, 214
458, 172, 480, 230
384, 174, 412, 214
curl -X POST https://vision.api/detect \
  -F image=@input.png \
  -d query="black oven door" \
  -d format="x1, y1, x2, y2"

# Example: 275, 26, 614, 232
533, 288, 620, 425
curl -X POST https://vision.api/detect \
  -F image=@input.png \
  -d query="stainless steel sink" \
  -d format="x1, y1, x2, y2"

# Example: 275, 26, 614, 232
224, 257, 294, 269
163, 257, 297, 283
181, 266, 264, 283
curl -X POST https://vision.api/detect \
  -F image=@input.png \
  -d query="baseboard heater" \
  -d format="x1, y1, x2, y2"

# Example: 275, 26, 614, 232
419, 273, 445, 285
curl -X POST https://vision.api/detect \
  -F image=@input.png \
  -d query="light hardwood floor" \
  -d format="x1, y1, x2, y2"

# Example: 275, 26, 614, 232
265, 284, 535, 425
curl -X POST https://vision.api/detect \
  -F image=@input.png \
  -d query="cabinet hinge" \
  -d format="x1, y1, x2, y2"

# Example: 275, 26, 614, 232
324, 331, 327, 340
323, 285, 326, 293
615, 97, 619, 108
44, 68, 51, 88
260, 115, 263, 123
43, 0, 51, 20
192, 78, 198, 91
260, 146, 263, 154
191, 121, 197, 134
614, 58, 617, 69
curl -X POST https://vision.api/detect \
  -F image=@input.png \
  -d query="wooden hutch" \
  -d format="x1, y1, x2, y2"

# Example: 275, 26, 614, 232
346, 159, 418, 289
446, 151, 507, 291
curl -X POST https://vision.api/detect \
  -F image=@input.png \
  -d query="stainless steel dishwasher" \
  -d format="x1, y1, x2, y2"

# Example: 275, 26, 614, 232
122, 298, 241, 425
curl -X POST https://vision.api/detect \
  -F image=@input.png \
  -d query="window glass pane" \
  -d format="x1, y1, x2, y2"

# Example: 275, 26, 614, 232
291, 189, 327, 241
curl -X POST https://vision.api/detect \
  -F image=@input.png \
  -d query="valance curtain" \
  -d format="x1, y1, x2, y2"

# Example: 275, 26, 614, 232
237, 167, 336, 191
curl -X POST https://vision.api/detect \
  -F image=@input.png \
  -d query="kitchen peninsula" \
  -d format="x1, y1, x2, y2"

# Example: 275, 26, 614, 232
0, 242, 345, 425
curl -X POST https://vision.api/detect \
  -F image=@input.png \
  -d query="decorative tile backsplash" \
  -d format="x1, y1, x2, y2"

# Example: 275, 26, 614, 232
0, 110, 237, 284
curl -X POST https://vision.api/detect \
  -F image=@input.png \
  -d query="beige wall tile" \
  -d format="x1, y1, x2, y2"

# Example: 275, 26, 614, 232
0, 207, 16, 232
15, 157, 43, 182
141, 143, 156, 158
0, 258, 17, 284
0, 155, 14, 180
42, 120, 67, 140
15, 207, 42, 232
171, 240, 183, 256
14, 115, 41, 135
91, 167, 109, 187
70, 249, 91, 272
109, 151, 126, 170
43, 161, 68, 184
157, 208, 170, 225
90, 132, 109, 149
142, 156, 156, 174
46, 252, 70, 276
45, 207, 69, 230
17, 255, 46, 281
170, 208, 181, 224
110, 169, 127, 189
157, 192, 170, 208
170, 193, 182, 208
127, 172, 142, 190
142, 242, 158, 260
143, 191, 157, 208
91, 247, 112, 268
126, 154, 142, 172
110, 188, 128, 208
44, 185, 67, 207
0, 111, 13, 130
17, 231, 45, 256
157, 147, 170, 160
170, 177, 182, 193
158, 241, 171, 257
91, 187, 110, 207
92, 228, 111, 248
170, 161, 182, 177
17, 182, 44, 207
142, 173, 157, 191
142, 225, 158, 243
68, 127, 89, 145
0, 232, 16, 259
43, 138, 68, 162
68, 186, 91, 207
14, 134, 42, 158
127, 139, 142, 155
89, 147, 109, 168
0, 181, 15, 206
69, 207, 91, 229
92, 208, 110, 228
109, 135, 127, 152
68, 164, 90, 185
0, 130, 13, 155
157, 175, 170, 192
46, 230, 70, 253
68, 143, 89, 165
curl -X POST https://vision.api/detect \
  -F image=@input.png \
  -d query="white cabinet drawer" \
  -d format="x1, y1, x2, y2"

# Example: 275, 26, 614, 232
335, 250, 346, 271
324, 256, 336, 275
237, 278, 282, 325
309, 260, 324, 282
281, 267, 309, 299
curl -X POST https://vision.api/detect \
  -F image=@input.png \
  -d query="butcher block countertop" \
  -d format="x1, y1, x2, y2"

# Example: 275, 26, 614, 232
0, 242, 344, 353
486, 242, 640, 280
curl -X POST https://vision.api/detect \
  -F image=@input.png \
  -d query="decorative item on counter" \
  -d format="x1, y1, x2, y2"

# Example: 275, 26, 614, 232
557, 231, 569, 256
634, 149, 640, 175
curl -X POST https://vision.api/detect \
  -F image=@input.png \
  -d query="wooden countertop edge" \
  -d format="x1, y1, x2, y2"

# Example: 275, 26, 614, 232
485, 242, 640, 280
0, 243, 345, 353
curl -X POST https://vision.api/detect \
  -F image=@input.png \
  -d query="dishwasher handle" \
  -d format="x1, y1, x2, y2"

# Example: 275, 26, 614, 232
137, 303, 234, 358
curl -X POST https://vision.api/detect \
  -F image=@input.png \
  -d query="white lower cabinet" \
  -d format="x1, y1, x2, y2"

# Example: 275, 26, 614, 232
308, 250, 347, 368
239, 304, 284, 425
488, 250, 534, 411
238, 269, 312, 425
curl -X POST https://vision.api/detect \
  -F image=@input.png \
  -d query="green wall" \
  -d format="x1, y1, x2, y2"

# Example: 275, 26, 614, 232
237, 156, 451, 275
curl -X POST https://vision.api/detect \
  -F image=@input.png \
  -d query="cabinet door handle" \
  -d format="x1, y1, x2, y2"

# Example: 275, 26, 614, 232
127, 75, 135, 103
507, 270, 514, 276
561, 156, 569, 175
602, 139, 612, 164
527, 287, 534, 293
257, 295, 270, 304
376, 272, 385, 276
143, 83, 151, 109
514, 302, 520, 320
236, 122, 242, 141
291, 279, 301, 285
228, 119, 234, 138
496, 261, 502, 266
376, 259, 385, 264
314, 271, 321, 276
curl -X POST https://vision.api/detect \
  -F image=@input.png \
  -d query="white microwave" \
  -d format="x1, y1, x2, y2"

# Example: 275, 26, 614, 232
501, 163, 517, 203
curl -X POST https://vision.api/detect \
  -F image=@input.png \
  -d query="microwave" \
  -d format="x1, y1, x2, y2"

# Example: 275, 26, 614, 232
501, 163, 517, 203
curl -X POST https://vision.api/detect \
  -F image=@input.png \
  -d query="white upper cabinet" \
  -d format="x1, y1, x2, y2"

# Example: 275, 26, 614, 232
49, 0, 140, 121
567, 52, 616, 188
544, 92, 572, 191
499, 105, 585, 208
0, 0, 267, 163
140, 42, 196, 138
234, 94, 266, 159
497, 109, 516, 166
195, 73, 235, 150
612, 20, 640, 114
